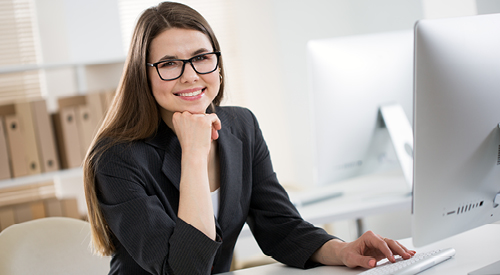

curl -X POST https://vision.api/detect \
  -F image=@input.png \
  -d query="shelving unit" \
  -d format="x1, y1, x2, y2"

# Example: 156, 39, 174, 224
0, 168, 82, 190
0, 60, 123, 220
0, 58, 125, 75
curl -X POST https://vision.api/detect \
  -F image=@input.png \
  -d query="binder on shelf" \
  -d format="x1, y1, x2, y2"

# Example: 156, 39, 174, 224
0, 117, 11, 180
14, 102, 42, 175
75, 104, 96, 157
30, 201, 46, 220
58, 95, 86, 109
14, 203, 33, 223
0, 207, 15, 231
4, 115, 28, 178
44, 198, 63, 217
57, 94, 103, 160
30, 100, 60, 172
86, 92, 105, 126
52, 107, 83, 169
61, 198, 80, 219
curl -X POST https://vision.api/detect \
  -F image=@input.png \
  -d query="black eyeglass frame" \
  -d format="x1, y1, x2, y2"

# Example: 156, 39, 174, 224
147, 51, 221, 81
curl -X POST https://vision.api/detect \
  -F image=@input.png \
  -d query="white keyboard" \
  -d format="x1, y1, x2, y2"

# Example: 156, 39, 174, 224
358, 248, 456, 275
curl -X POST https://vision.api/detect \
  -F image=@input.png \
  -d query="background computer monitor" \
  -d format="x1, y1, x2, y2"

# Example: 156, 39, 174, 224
307, 30, 414, 186
412, 13, 500, 249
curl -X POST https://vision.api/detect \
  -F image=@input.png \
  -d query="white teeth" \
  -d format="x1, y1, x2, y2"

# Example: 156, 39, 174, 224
177, 90, 202, 97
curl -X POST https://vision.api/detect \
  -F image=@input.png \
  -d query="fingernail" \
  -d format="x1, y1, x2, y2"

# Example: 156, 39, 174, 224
369, 259, 376, 267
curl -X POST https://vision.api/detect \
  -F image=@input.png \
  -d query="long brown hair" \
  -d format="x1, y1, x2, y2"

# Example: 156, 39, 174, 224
83, 1, 225, 256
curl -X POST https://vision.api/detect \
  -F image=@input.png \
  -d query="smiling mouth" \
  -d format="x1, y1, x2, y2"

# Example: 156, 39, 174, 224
175, 88, 204, 97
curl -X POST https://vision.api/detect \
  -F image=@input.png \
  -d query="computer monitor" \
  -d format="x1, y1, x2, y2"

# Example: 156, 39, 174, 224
307, 30, 414, 187
412, 12, 500, 261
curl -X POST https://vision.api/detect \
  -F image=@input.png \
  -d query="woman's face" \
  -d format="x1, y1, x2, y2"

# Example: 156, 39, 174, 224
147, 28, 220, 126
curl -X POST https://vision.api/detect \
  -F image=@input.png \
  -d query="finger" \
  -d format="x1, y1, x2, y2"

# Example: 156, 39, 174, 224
207, 114, 222, 131
206, 114, 221, 140
387, 239, 416, 259
348, 254, 378, 269
368, 235, 395, 263
395, 240, 416, 256
211, 127, 219, 140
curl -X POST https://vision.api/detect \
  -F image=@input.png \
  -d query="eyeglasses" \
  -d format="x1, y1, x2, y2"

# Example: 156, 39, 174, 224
147, 51, 221, 81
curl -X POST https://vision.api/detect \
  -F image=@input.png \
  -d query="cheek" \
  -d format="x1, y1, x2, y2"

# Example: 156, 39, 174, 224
150, 80, 176, 106
206, 72, 221, 92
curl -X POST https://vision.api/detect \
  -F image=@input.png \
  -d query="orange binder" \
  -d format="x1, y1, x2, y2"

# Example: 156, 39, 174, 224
30, 100, 60, 172
30, 201, 46, 220
0, 117, 11, 180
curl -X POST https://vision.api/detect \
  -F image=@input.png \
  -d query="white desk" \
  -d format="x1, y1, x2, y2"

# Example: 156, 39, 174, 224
288, 170, 411, 226
239, 170, 412, 238
221, 224, 500, 275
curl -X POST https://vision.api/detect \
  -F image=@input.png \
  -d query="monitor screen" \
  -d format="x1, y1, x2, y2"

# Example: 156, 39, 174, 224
307, 30, 414, 186
412, 13, 500, 248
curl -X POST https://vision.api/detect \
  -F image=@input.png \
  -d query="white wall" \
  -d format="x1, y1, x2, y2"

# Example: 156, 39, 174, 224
231, 0, 423, 188
33, 0, 125, 111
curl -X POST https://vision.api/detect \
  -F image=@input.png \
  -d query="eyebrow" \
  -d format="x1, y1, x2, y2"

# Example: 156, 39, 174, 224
157, 48, 211, 62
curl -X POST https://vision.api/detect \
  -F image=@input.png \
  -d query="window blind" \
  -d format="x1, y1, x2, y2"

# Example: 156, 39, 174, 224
0, 0, 42, 103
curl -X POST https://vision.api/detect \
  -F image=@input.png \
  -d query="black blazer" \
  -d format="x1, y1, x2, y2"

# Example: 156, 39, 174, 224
95, 106, 336, 275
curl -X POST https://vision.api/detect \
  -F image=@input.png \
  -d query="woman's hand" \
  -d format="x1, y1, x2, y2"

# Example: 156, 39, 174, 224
172, 111, 221, 240
172, 111, 222, 156
311, 231, 416, 269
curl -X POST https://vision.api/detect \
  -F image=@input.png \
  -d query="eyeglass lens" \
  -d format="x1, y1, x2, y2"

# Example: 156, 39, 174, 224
157, 53, 218, 80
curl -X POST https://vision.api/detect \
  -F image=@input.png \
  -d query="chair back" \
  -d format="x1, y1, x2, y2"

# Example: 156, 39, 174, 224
0, 217, 110, 275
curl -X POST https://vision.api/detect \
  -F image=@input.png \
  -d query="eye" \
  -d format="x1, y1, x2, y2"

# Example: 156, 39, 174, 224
158, 61, 179, 69
192, 54, 209, 62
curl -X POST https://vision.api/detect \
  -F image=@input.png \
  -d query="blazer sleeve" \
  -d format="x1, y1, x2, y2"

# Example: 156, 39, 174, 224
94, 143, 221, 275
243, 109, 338, 268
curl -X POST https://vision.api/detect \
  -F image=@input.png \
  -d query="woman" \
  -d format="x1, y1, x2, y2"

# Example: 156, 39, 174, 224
84, 2, 415, 274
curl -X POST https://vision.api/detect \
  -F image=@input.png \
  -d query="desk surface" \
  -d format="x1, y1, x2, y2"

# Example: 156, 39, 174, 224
288, 170, 411, 225
221, 224, 500, 275
239, 170, 412, 238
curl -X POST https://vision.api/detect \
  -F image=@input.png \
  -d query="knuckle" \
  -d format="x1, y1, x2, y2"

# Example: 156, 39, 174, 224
364, 230, 376, 237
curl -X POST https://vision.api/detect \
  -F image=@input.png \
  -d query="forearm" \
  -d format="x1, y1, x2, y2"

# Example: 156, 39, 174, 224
310, 239, 347, 266
168, 218, 221, 274
177, 153, 216, 240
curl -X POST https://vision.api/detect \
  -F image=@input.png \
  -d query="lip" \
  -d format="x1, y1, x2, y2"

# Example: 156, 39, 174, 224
174, 87, 206, 101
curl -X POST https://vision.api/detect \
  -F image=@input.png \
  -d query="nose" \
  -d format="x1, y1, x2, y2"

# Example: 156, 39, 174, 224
180, 61, 199, 83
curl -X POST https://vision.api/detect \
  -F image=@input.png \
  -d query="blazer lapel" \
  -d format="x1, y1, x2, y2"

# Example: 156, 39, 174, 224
216, 120, 243, 233
161, 140, 182, 191
145, 121, 182, 191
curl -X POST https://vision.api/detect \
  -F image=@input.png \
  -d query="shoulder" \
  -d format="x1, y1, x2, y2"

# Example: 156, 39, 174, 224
93, 137, 161, 174
215, 106, 259, 129
215, 106, 267, 149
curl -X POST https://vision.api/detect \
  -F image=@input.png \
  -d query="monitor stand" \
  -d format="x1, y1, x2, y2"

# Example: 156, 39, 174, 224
379, 103, 413, 189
